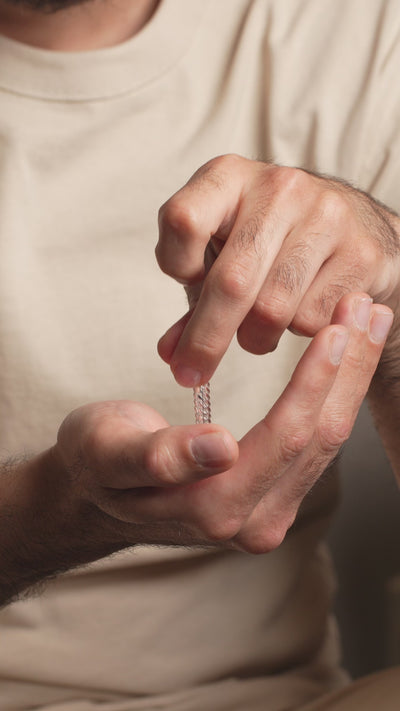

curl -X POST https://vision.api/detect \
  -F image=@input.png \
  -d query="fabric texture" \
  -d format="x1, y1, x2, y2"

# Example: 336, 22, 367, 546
0, 0, 399, 708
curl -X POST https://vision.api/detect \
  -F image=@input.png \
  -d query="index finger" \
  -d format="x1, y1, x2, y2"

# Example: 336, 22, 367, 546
156, 155, 244, 284
168, 196, 287, 386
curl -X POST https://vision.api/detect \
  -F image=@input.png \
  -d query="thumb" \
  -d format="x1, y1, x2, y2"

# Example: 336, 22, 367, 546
107, 423, 239, 489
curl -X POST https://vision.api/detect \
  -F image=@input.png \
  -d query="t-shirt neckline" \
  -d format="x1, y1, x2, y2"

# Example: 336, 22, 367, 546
0, 0, 209, 101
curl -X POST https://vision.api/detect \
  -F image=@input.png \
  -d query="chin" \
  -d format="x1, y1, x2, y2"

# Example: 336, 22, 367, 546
2, 0, 92, 12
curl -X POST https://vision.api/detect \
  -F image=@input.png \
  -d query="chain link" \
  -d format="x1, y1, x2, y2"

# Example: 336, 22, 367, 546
193, 383, 211, 424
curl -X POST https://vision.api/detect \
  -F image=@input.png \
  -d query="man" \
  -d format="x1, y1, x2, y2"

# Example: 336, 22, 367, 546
0, 0, 398, 709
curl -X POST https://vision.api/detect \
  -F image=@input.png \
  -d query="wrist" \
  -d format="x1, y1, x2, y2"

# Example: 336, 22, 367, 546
0, 447, 129, 606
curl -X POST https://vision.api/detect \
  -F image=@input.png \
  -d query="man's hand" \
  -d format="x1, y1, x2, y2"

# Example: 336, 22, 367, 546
54, 399, 238, 547
54, 292, 392, 554
0, 292, 391, 606
156, 155, 400, 387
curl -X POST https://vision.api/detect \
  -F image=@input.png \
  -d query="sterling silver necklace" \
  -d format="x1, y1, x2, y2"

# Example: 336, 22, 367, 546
193, 383, 211, 424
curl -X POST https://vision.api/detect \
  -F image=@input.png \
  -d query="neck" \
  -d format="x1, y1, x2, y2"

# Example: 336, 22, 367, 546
0, 0, 160, 50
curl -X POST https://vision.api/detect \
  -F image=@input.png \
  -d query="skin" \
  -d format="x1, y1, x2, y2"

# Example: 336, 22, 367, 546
0, 5, 397, 605
0, 291, 392, 604
157, 156, 400, 385
0, 0, 160, 50
156, 156, 400, 480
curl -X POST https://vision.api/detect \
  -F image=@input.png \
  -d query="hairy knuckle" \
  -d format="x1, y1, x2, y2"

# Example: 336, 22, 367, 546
189, 156, 226, 191
317, 284, 348, 319
190, 154, 244, 191
271, 255, 308, 296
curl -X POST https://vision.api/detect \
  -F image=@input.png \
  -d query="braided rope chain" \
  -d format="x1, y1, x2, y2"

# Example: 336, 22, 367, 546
193, 383, 211, 424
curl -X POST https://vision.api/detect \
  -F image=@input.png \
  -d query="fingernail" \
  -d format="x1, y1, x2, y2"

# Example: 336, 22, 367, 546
354, 297, 372, 331
172, 364, 202, 387
329, 329, 349, 365
191, 432, 232, 467
369, 310, 393, 343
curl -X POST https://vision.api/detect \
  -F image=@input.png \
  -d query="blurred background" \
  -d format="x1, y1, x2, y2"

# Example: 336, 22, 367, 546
327, 401, 400, 679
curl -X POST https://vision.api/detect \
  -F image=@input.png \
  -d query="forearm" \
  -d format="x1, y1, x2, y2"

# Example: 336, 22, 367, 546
0, 448, 125, 607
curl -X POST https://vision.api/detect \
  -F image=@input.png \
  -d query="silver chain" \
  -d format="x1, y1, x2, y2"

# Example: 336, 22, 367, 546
193, 383, 211, 424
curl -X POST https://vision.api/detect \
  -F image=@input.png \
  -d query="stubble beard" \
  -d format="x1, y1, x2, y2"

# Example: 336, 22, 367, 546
1, 0, 93, 12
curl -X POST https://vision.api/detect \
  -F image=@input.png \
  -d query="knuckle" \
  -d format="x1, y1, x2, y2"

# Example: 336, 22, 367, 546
60, 403, 120, 472
58, 404, 92, 446
197, 511, 243, 544
316, 417, 351, 455
253, 292, 292, 329
341, 348, 364, 374
234, 211, 266, 253
262, 165, 308, 204
209, 152, 243, 172
279, 428, 311, 462
276, 165, 306, 195
317, 284, 348, 319
189, 332, 222, 361
158, 196, 200, 241
238, 521, 288, 555
142, 436, 181, 487
290, 309, 322, 337
359, 241, 378, 271
315, 188, 351, 224
80, 418, 109, 466
189, 154, 244, 190
210, 261, 252, 304
271, 243, 311, 295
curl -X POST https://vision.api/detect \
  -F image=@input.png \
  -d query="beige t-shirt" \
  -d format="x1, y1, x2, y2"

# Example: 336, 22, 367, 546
0, 1, 399, 709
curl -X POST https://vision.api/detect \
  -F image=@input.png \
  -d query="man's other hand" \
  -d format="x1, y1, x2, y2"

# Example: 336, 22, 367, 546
156, 155, 400, 387
54, 293, 392, 554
